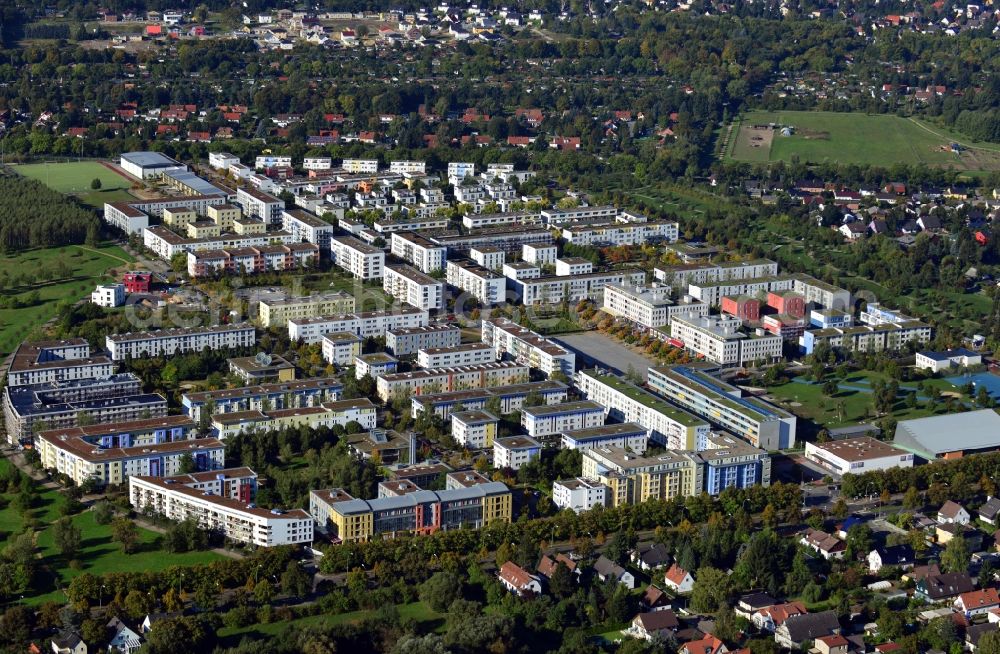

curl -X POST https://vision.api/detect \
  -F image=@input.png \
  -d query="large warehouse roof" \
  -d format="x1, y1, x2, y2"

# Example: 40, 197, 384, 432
893, 409, 1000, 458
121, 151, 182, 168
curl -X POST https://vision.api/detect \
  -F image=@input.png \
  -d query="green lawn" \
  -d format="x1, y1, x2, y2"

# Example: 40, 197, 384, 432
764, 371, 966, 429
0, 244, 135, 356
727, 111, 1000, 172
0, 460, 223, 606
14, 161, 132, 204
218, 601, 443, 640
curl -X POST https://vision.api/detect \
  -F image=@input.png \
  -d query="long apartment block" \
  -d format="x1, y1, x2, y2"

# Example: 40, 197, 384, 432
668, 313, 783, 367
521, 400, 605, 438
288, 307, 428, 344
561, 220, 679, 247
411, 380, 569, 418
383, 264, 445, 311
130, 468, 313, 547
211, 398, 377, 440
602, 283, 709, 330
799, 321, 932, 355
646, 365, 796, 450
142, 225, 300, 260
105, 324, 256, 360
560, 423, 649, 453
581, 446, 703, 508
575, 369, 710, 450
511, 270, 646, 306
653, 258, 779, 288
417, 343, 496, 369
310, 482, 512, 542
446, 259, 506, 305
376, 362, 530, 402
386, 324, 461, 356
6, 339, 113, 387
389, 232, 447, 274
186, 243, 319, 277
257, 292, 356, 328
481, 318, 575, 377
430, 226, 554, 255
181, 377, 344, 422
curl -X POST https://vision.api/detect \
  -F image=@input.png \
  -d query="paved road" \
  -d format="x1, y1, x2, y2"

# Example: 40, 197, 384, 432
553, 331, 661, 381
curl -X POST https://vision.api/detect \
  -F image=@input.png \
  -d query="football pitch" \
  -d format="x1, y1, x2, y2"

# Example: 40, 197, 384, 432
727, 111, 1000, 172
14, 160, 134, 206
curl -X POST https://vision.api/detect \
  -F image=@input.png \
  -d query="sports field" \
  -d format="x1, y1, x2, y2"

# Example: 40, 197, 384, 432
14, 161, 133, 206
727, 111, 1000, 171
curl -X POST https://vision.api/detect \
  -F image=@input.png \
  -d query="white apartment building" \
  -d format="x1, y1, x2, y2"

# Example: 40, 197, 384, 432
390, 232, 447, 273
560, 423, 649, 453
446, 259, 507, 305
386, 325, 462, 356
106, 324, 256, 361
303, 157, 332, 170
688, 276, 795, 307
288, 307, 428, 344
236, 187, 285, 225
212, 400, 378, 440
417, 342, 496, 369
494, 436, 542, 471
320, 332, 363, 366
450, 409, 499, 449
541, 205, 618, 225
555, 257, 593, 276
470, 247, 506, 272
799, 321, 932, 356
654, 259, 780, 288
376, 362, 530, 402
373, 216, 450, 234
481, 318, 575, 377
503, 262, 541, 280
561, 220, 679, 246
462, 211, 541, 230
6, 339, 114, 388
209, 152, 240, 170
523, 243, 558, 266
603, 283, 709, 330
383, 264, 445, 311
669, 313, 783, 367
255, 155, 292, 169
103, 201, 150, 234
355, 353, 398, 380
521, 401, 605, 438
447, 162, 476, 184
513, 270, 647, 306
553, 477, 608, 513
129, 470, 313, 547
330, 235, 385, 280
342, 158, 379, 174
91, 283, 125, 308
388, 160, 426, 174
804, 437, 914, 476
282, 209, 334, 250
792, 274, 852, 312
257, 292, 356, 328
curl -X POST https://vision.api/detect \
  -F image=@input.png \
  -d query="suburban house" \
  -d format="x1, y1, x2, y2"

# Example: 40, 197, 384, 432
594, 555, 636, 589
664, 564, 695, 594
50, 632, 87, 654
814, 634, 850, 654
956, 589, 1000, 618
868, 545, 915, 573
979, 497, 1000, 526
736, 592, 776, 619
775, 611, 842, 650
915, 572, 976, 602
938, 500, 971, 525
967, 623, 1000, 652
537, 553, 578, 580
498, 561, 542, 597
106, 617, 143, 653
631, 542, 672, 571
640, 585, 671, 612
679, 635, 730, 654
626, 610, 679, 641
753, 602, 809, 633
800, 528, 846, 560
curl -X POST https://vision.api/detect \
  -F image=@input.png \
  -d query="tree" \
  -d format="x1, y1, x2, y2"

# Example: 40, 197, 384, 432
941, 535, 970, 574
690, 567, 730, 613
111, 517, 139, 554
903, 486, 921, 510
0, 605, 34, 645
549, 562, 575, 599
53, 517, 81, 559
90, 178, 102, 190
845, 524, 874, 560
978, 629, 1000, 654
177, 453, 197, 474
92, 500, 114, 525
281, 562, 311, 599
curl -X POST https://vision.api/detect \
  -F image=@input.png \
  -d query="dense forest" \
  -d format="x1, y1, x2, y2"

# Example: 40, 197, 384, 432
0, 175, 98, 252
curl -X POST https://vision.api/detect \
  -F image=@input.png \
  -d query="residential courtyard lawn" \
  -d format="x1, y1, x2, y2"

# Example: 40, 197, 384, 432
0, 243, 134, 356
14, 161, 133, 206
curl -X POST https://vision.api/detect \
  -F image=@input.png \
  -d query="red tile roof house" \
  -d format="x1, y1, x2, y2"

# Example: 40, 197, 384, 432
626, 609, 679, 641
956, 589, 1000, 618
536, 553, 578, 579
800, 528, 846, 560
815, 634, 849, 654
679, 634, 728, 654
664, 564, 695, 594
498, 561, 541, 597
752, 602, 808, 633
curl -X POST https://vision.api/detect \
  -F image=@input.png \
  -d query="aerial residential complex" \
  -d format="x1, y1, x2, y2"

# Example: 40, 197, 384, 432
481, 318, 576, 377
602, 283, 709, 330
257, 292, 356, 328
105, 324, 256, 360
382, 264, 446, 311
6, 339, 113, 387
288, 307, 428, 344
375, 362, 530, 401
668, 313, 783, 367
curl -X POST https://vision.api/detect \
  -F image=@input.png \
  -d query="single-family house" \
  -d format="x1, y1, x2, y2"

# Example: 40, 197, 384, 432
139, 613, 181, 634
50, 632, 87, 654
594, 555, 636, 589
498, 561, 542, 597
664, 564, 695, 594
679, 634, 728, 654
839, 222, 867, 241
736, 592, 776, 619
800, 529, 846, 560
537, 553, 578, 580
979, 498, 1000, 526
640, 585, 671, 612
106, 617, 142, 653
631, 543, 672, 571
814, 634, 850, 654
627, 610, 679, 641
956, 589, 1000, 617
915, 572, 975, 602
967, 623, 1000, 652
868, 545, 915, 574
753, 602, 808, 633
775, 611, 841, 650
938, 501, 971, 525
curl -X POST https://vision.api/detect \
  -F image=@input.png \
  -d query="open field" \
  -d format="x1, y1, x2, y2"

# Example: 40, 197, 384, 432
13, 161, 133, 207
0, 244, 134, 356
727, 111, 1000, 171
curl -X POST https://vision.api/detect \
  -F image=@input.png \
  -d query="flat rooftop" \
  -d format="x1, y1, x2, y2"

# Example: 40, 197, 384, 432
523, 400, 604, 417
495, 436, 541, 450
579, 370, 708, 428
809, 436, 908, 462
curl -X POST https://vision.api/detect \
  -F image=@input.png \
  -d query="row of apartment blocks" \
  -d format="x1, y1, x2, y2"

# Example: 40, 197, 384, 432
411, 380, 569, 419
105, 324, 256, 360
210, 399, 378, 440
6, 339, 113, 387
129, 468, 315, 547
288, 306, 429, 344
181, 377, 345, 422
555, 432, 772, 512
666, 313, 784, 368
375, 361, 530, 402
481, 318, 575, 378
383, 264, 445, 311
309, 474, 512, 543
257, 291, 356, 328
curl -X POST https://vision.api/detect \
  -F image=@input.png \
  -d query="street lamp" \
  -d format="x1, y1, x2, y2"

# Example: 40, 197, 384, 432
99, 584, 107, 609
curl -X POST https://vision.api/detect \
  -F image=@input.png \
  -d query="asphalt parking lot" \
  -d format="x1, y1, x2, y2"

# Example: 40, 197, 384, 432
554, 331, 662, 380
